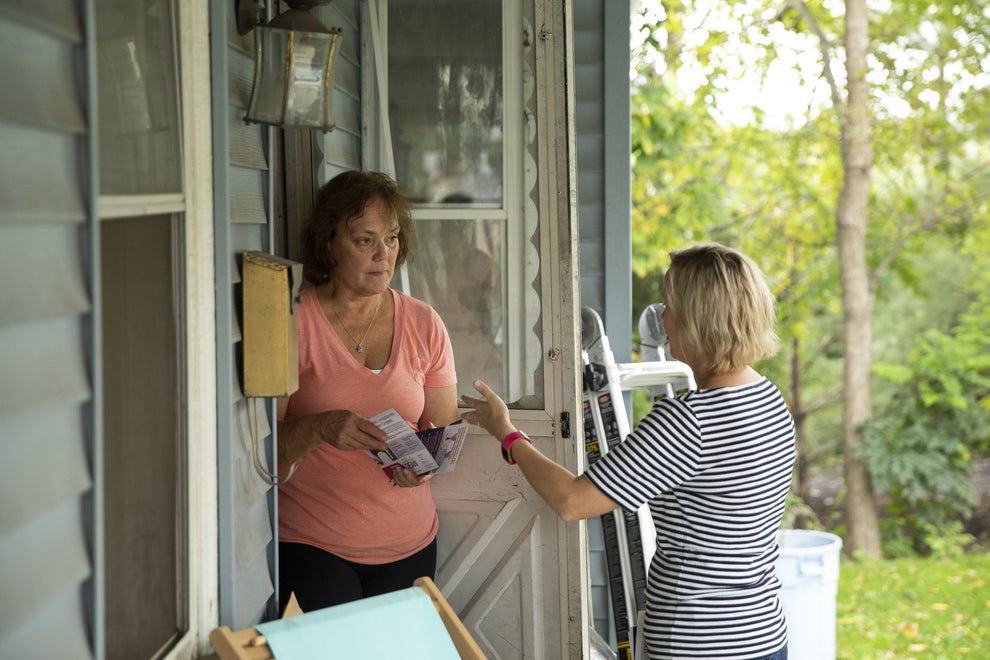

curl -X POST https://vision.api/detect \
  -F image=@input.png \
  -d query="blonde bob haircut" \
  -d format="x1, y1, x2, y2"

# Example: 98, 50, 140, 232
662, 243, 779, 379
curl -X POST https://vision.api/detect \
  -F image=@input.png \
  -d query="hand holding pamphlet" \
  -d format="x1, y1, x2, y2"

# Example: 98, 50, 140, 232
367, 408, 468, 478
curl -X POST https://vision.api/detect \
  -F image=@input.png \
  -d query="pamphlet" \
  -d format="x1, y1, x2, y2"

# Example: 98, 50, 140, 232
367, 408, 468, 478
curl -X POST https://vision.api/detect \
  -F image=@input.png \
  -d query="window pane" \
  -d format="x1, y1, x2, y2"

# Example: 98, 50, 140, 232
387, 0, 544, 407
388, 0, 503, 204
406, 218, 505, 399
102, 215, 182, 659
96, 0, 182, 194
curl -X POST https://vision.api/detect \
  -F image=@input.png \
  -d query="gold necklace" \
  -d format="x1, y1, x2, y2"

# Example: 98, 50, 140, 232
331, 294, 382, 353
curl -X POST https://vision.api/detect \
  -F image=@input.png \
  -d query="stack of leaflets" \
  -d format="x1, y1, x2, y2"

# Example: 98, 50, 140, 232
367, 408, 468, 478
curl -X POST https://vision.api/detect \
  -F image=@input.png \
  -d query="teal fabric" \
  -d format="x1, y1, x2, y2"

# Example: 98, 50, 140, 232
254, 586, 461, 659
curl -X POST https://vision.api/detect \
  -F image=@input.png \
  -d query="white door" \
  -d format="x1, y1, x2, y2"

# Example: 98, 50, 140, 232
365, 0, 587, 656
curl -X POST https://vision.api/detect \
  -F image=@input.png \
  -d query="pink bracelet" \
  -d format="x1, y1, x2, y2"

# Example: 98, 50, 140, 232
500, 431, 531, 465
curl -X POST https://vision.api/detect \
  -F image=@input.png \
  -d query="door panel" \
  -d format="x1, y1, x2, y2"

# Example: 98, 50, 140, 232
433, 433, 583, 658
434, 489, 557, 658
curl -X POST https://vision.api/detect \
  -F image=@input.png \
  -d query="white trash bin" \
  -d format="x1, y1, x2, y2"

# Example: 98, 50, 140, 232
774, 530, 843, 660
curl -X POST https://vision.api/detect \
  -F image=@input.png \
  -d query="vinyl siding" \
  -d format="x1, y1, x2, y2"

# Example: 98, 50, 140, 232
213, 0, 364, 630
213, 0, 277, 630
572, 0, 632, 648
318, 0, 363, 182
0, 1, 98, 658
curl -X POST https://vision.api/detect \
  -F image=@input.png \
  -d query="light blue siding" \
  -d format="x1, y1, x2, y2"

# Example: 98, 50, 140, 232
0, 1, 99, 658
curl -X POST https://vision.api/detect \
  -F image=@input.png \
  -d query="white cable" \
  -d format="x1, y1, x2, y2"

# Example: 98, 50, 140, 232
249, 397, 299, 485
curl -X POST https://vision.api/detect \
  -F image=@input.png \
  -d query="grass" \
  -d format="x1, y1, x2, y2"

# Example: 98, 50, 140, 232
836, 552, 990, 659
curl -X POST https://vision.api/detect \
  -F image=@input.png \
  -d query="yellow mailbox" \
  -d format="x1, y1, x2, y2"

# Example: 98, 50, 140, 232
242, 251, 302, 397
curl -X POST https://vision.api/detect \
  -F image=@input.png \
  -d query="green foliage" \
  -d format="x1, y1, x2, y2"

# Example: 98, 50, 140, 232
859, 414, 977, 512
878, 501, 976, 560
836, 553, 990, 657
630, 0, 990, 556
920, 521, 976, 560
860, 247, 990, 556
781, 493, 825, 530
630, 75, 730, 276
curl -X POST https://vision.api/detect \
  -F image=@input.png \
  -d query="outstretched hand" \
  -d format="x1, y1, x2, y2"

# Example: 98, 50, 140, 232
460, 380, 514, 440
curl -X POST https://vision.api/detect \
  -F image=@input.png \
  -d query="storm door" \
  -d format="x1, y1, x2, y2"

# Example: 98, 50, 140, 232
364, 0, 588, 656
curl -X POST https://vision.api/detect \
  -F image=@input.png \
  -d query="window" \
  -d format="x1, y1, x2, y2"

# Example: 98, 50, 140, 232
377, 0, 544, 406
97, 0, 182, 195
99, 215, 184, 659
96, 0, 186, 657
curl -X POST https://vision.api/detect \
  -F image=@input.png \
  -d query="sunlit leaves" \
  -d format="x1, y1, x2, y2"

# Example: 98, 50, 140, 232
631, 0, 990, 559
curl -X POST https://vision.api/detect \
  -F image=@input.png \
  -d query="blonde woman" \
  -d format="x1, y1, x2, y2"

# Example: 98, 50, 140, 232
463, 244, 795, 659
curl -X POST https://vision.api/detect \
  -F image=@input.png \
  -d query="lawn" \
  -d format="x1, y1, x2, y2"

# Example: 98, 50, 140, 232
835, 552, 990, 658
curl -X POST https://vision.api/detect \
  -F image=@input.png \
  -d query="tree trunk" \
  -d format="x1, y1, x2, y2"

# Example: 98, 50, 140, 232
837, 0, 882, 557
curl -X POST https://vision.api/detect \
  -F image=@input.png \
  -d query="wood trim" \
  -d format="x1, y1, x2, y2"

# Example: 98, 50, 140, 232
208, 578, 484, 660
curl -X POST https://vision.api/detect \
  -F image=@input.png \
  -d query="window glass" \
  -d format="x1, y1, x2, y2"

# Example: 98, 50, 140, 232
101, 214, 183, 659
387, 0, 503, 204
388, 0, 543, 405
96, 0, 182, 195
405, 218, 505, 398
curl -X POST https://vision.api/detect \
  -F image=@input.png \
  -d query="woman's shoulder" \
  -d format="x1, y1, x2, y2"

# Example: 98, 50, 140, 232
651, 394, 699, 421
298, 285, 321, 305
295, 286, 325, 319
392, 289, 442, 320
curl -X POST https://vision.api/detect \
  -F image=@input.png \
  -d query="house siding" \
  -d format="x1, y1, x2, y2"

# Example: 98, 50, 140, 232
573, 0, 632, 647
212, 1, 278, 630
0, 1, 99, 658
213, 0, 364, 630
574, 0, 631, 358
319, 0, 362, 177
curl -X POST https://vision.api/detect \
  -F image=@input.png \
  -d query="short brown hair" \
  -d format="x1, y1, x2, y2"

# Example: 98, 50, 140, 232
662, 243, 779, 379
300, 170, 415, 284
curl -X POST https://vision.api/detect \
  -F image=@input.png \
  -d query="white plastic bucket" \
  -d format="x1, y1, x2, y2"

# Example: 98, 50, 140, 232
774, 530, 843, 660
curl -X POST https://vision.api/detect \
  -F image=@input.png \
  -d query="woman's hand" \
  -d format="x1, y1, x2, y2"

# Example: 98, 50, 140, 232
278, 407, 386, 464
390, 465, 433, 488
316, 410, 388, 453
460, 380, 515, 440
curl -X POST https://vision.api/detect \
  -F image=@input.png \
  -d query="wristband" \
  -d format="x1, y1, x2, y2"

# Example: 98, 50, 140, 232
500, 431, 531, 465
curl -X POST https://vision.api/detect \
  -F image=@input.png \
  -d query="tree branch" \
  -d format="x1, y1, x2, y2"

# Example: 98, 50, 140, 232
869, 164, 990, 290
786, 1, 844, 112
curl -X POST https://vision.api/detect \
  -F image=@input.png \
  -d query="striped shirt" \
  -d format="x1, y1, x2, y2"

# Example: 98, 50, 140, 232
585, 377, 796, 659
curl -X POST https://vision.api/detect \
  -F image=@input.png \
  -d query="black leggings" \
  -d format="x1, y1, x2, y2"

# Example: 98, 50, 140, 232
278, 539, 438, 613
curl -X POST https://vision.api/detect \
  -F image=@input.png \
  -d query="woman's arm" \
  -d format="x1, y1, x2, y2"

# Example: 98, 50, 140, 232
507, 442, 619, 521
461, 380, 619, 521
386, 384, 459, 488
275, 396, 388, 465
420, 383, 460, 429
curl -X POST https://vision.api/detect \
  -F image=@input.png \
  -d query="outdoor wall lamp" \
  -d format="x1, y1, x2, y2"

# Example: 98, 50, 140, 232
238, 0, 342, 131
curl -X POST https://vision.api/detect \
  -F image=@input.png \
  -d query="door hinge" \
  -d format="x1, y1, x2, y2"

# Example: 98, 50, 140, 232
559, 411, 571, 438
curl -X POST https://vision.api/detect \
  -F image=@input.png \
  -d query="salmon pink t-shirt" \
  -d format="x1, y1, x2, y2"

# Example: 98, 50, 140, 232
277, 287, 456, 563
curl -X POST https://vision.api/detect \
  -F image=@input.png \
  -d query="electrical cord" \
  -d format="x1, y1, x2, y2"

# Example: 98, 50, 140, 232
248, 396, 299, 485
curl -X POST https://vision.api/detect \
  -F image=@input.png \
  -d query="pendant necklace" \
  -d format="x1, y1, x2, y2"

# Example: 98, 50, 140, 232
332, 294, 382, 353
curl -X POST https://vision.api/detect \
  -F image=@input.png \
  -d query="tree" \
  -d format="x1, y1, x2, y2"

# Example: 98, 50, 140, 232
630, 0, 990, 557
800, 0, 990, 555
833, 0, 883, 556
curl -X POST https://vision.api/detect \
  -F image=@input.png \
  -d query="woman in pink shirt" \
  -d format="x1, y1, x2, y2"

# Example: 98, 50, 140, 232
276, 171, 459, 613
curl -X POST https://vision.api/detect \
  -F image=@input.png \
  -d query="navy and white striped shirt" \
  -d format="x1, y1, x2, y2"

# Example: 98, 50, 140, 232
585, 377, 796, 659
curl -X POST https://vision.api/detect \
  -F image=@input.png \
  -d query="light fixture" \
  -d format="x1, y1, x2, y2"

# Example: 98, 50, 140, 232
238, 0, 342, 131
